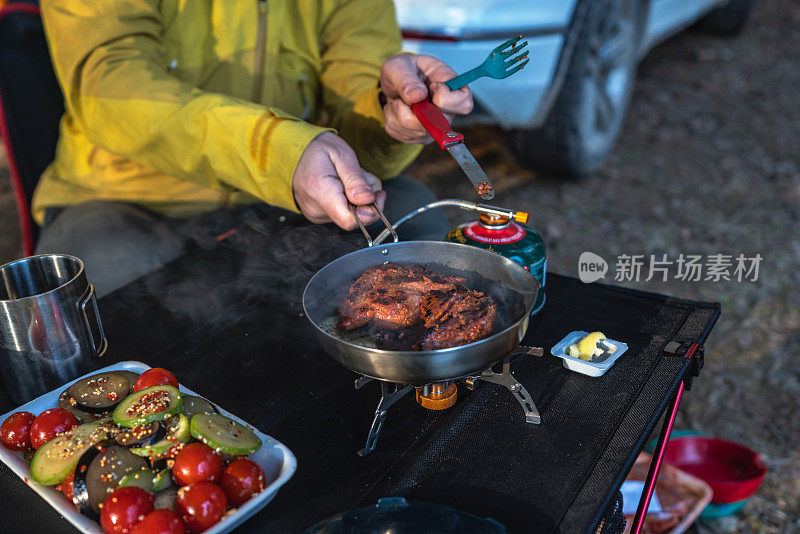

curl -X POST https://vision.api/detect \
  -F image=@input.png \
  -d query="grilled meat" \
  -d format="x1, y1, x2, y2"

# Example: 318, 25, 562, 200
419, 289, 496, 350
338, 263, 496, 350
338, 264, 464, 330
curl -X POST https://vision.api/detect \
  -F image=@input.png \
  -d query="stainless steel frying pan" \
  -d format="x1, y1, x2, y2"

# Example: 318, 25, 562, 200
302, 209, 539, 385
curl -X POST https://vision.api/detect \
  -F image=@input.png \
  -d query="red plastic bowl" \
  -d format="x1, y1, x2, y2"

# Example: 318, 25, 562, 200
663, 436, 767, 504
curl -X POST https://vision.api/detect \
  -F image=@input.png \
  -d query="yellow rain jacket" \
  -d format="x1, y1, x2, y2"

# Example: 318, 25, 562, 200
33, 0, 422, 223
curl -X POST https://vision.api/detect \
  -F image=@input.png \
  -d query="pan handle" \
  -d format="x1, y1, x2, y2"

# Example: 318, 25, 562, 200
349, 202, 398, 247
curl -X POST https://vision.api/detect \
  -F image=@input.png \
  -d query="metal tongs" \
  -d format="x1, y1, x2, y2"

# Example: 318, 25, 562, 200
410, 100, 495, 200
348, 203, 398, 247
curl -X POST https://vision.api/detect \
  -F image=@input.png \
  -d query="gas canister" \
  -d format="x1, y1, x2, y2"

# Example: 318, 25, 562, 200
446, 211, 546, 314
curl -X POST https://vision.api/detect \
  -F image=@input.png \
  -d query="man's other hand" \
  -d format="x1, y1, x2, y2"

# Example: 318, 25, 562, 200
292, 132, 386, 230
380, 54, 473, 144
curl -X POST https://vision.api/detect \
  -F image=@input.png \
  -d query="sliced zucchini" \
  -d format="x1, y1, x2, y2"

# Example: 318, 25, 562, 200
68, 372, 130, 412
130, 414, 190, 460
29, 421, 107, 486
181, 395, 219, 419
112, 385, 182, 428
118, 468, 154, 492
152, 468, 173, 492
190, 413, 262, 455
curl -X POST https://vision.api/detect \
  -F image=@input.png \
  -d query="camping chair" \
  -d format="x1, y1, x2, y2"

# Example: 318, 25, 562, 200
0, 0, 64, 256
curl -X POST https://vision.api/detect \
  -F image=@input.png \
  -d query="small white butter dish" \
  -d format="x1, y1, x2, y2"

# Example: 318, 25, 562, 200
551, 330, 628, 377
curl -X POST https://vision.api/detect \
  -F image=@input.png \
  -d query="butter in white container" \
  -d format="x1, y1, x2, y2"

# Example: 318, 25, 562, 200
551, 331, 628, 377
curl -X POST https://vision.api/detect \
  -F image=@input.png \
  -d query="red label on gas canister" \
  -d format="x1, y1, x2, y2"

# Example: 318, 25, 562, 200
463, 221, 526, 244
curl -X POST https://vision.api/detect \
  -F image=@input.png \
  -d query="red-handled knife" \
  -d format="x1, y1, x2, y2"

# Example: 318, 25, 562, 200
411, 100, 494, 200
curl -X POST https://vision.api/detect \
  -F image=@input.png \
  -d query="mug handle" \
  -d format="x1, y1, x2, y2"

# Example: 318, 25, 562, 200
79, 284, 107, 357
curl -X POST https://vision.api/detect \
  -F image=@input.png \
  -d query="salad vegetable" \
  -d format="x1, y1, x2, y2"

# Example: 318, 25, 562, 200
2, 367, 266, 533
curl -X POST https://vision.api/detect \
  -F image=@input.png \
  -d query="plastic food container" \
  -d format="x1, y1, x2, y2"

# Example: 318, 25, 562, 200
646, 431, 763, 515
662, 436, 767, 504
550, 331, 628, 377
0, 361, 297, 534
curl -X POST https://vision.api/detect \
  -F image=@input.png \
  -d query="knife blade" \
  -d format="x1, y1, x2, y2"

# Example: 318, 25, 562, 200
446, 143, 494, 200
410, 100, 495, 200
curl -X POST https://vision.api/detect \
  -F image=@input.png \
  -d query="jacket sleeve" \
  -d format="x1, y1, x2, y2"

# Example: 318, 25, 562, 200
40, 0, 330, 213
319, 0, 423, 179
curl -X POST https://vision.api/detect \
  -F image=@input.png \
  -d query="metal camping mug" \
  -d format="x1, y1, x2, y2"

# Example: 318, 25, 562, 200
0, 254, 107, 404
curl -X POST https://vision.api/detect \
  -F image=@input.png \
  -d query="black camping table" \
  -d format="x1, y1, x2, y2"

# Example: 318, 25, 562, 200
0, 215, 719, 533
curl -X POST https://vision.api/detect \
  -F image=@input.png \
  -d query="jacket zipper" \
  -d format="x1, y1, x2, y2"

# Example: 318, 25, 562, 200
251, 0, 268, 102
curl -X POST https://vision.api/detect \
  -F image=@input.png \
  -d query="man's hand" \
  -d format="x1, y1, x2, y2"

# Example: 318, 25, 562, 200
292, 132, 386, 230
380, 54, 473, 144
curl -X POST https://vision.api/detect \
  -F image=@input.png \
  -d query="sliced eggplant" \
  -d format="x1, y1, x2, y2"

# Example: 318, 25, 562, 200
181, 395, 219, 419
29, 421, 108, 486
72, 440, 110, 521
68, 372, 130, 412
58, 389, 109, 422
130, 414, 190, 460
149, 457, 169, 472
118, 468, 154, 492
113, 385, 182, 428
154, 487, 179, 512
190, 413, 262, 455
113, 421, 166, 447
109, 370, 141, 393
74, 442, 148, 518
218, 451, 242, 465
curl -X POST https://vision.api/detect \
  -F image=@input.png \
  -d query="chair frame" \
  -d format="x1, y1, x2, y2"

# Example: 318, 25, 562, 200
0, 1, 44, 257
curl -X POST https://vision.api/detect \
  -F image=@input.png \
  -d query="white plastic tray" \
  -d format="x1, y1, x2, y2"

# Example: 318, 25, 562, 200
551, 331, 628, 377
0, 361, 297, 534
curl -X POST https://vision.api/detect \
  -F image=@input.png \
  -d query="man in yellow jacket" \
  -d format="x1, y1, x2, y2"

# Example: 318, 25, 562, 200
34, 0, 473, 295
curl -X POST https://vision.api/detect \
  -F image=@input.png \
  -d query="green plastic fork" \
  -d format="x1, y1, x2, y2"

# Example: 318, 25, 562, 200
445, 35, 529, 91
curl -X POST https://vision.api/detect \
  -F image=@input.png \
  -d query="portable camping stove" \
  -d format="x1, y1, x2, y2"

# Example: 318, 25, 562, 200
354, 346, 543, 456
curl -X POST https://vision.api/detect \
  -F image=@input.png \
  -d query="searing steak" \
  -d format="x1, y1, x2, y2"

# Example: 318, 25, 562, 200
338, 263, 496, 350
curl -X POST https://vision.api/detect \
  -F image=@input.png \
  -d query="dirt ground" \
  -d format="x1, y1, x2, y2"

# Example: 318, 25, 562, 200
1, 0, 798, 532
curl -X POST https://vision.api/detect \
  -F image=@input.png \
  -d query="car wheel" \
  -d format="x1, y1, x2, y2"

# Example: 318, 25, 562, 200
510, 0, 644, 178
695, 0, 755, 36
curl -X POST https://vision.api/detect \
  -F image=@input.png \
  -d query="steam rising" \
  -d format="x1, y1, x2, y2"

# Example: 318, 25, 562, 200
141, 210, 362, 328
130, 208, 536, 351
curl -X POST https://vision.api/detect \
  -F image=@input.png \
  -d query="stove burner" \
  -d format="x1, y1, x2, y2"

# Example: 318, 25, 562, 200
354, 346, 544, 456
416, 382, 458, 410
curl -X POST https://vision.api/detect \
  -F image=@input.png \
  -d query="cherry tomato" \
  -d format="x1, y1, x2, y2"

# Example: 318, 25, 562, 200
30, 408, 79, 449
100, 486, 154, 534
172, 443, 223, 486
177, 481, 227, 533
130, 509, 185, 534
133, 368, 179, 392
1, 411, 36, 451
219, 458, 266, 507
56, 471, 75, 502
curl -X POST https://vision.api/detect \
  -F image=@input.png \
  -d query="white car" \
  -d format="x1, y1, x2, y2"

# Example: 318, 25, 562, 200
396, 0, 754, 177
